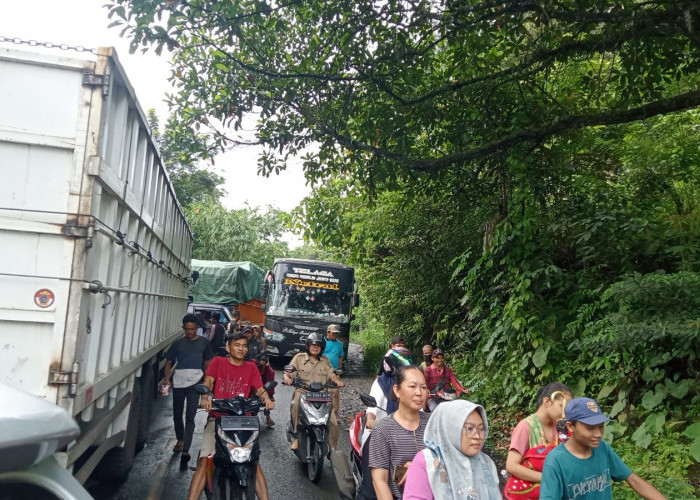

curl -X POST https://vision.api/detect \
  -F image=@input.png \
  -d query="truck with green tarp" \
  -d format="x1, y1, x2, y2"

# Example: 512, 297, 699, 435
188, 260, 267, 325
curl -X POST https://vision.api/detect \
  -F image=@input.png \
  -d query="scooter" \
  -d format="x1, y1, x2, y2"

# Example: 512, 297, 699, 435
428, 380, 463, 411
194, 381, 277, 500
283, 365, 339, 483
332, 394, 385, 500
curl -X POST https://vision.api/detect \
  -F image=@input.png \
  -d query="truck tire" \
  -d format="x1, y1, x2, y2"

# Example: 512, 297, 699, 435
135, 363, 155, 451
96, 381, 141, 481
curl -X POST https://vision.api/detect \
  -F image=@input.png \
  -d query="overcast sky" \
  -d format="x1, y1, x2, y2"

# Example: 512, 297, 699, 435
0, 0, 311, 221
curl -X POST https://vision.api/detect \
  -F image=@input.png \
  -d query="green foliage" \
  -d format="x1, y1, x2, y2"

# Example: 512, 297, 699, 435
351, 305, 391, 373
117, 2, 700, 487
185, 200, 291, 270
612, 431, 696, 499
111, 0, 700, 183
684, 422, 700, 463
147, 108, 226, 206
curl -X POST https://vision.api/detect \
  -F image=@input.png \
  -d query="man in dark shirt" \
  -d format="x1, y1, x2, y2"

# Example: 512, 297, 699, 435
163, 314, 214, 466
207, 311, 226, 356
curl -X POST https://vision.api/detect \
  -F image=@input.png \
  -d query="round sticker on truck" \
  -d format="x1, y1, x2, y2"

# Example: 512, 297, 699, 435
34, 289, 55, 308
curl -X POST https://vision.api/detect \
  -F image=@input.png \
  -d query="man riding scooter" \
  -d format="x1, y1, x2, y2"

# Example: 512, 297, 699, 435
423, 348, 468, 411
283, 332, 344, 451
188, 333, 275, 500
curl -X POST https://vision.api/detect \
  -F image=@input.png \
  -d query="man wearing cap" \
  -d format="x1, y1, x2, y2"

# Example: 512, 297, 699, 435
324, 324, 345, 372
423, 349, 467, 411
540, 397, 666, 500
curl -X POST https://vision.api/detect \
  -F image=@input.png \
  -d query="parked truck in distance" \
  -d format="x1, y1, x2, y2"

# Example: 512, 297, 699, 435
0, 45, 193, 487
262, 259, 359, 361
188, 259, 267, 327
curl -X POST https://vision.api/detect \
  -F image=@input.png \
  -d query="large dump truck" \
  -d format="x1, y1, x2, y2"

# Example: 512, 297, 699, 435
0, 45, 193, 484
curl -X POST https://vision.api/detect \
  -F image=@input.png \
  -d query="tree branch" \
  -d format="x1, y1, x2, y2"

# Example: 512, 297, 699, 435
323, 90, 700, 172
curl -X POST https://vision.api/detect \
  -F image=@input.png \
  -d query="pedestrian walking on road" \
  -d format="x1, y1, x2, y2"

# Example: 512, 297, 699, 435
162, 314, 214, 467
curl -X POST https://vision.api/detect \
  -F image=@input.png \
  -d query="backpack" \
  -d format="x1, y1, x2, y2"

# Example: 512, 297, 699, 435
503, 441, 558, 499
504, 415, 561, 499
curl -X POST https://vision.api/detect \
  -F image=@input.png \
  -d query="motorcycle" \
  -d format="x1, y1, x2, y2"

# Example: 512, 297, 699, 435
332, 394, 385, 500
283, 364, 340, 483
193, 381, 277, 500
428, 380, 464, 411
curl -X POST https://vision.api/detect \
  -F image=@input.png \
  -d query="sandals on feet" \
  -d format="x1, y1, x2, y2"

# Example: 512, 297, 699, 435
173, 441, 184, 452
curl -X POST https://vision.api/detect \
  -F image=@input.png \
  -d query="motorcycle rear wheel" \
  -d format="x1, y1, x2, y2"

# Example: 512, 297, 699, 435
306, 437, 325, 483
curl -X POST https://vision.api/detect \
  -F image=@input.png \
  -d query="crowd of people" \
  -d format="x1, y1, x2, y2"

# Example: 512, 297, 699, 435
162, 314, 667, 500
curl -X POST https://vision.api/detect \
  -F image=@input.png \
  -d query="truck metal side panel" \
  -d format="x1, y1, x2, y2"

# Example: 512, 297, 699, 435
0, 46, 192, 431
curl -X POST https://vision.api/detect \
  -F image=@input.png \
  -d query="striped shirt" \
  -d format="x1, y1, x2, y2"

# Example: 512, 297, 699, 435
368, 412, 430, 499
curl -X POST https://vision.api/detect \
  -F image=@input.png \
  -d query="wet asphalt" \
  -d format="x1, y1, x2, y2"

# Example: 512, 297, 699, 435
86, 344, 369, 500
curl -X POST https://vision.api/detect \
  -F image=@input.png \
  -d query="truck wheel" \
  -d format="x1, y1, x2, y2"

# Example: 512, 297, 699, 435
135, 363, 154, 451
96, 381, 140, 481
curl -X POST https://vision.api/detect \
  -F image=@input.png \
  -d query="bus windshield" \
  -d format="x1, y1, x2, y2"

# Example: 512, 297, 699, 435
266, 282, 353, 322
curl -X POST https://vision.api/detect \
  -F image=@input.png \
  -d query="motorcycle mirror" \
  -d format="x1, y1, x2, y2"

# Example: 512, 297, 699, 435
263, 381, 278, 391
360, 394, 377, 408
193, 384, 211, 395
283, 365, 297, 373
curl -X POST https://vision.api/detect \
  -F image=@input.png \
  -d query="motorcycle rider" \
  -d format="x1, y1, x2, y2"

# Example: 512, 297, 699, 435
188, 332, 275, 500
424, 349, 467, 411
366, 348, 415, 432
283, 332, 344, 451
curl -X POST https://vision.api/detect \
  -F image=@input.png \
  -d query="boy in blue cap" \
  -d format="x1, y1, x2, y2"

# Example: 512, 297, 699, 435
540, 397, 666, 500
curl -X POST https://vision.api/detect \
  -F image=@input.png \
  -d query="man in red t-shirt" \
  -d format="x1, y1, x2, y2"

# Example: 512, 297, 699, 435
424, 349, 468, 411
188, 333, 274, 500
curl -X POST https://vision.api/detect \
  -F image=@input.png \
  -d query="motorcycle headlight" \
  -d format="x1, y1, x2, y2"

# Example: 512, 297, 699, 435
217, 427, 258, 463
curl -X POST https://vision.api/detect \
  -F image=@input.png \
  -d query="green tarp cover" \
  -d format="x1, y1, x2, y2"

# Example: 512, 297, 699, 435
190, 260, 265, 305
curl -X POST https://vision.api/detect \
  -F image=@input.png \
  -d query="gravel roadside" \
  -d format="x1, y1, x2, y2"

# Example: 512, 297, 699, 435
337, 342, 375, 426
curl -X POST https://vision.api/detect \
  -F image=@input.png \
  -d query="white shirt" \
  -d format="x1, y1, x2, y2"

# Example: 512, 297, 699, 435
361, 378, 389, 446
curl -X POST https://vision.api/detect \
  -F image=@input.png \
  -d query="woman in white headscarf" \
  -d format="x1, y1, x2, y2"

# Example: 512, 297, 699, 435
403, 400, 501, 499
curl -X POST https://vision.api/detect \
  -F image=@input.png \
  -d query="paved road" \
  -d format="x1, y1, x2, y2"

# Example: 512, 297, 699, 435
86, 350, 364, 500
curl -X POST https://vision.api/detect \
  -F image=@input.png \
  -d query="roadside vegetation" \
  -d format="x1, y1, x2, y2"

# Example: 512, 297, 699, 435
123, 2, 699, 495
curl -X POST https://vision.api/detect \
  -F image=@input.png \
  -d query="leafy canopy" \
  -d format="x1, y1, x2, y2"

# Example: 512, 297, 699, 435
111, 0, 700, 185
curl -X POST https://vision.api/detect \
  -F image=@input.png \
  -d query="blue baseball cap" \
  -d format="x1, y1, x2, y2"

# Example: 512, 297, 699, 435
565, 397, 612, 425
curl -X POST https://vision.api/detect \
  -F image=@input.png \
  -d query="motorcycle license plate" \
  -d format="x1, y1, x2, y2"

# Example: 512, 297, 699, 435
220, 416, 260, 431
305, 392, 332, 402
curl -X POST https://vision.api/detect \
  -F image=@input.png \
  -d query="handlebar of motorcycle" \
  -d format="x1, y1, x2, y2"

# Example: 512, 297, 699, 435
286, 378, 341, 391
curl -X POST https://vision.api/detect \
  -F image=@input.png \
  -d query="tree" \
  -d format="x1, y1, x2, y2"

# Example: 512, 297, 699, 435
111, 1, 700, 185
147, 109, 226, 206
185, 200, 290, 269
119, 4, 699, 489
